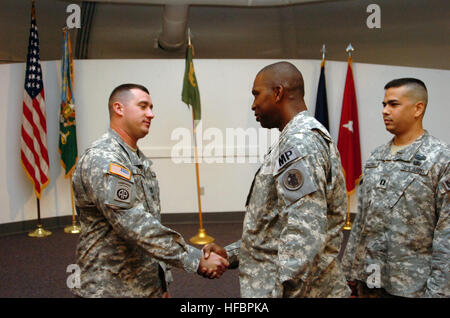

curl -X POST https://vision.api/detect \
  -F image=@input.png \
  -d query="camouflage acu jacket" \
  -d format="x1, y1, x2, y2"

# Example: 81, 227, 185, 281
342, 131, 450, 298
226, 111, 351, 298
71, 128, 201, 297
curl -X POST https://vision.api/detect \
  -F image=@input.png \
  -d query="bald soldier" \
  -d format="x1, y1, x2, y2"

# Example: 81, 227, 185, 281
342, 78, 450, 298
203, 62, 351, 297
71, 83, 228, 298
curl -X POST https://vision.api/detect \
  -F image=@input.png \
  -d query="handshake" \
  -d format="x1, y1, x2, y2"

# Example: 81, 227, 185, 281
197, 243, 229, 279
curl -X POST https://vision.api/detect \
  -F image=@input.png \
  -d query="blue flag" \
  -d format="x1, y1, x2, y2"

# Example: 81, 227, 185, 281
314, 60, 329, 130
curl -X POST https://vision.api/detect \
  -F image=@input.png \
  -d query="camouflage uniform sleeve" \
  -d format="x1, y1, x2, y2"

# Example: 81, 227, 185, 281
425, 164, 450, 297
275, 151, 329, 295
80, 152, 201, 273
224, 240, 241, 269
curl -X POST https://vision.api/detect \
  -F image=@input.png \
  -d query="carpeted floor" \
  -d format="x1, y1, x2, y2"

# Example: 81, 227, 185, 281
0, 221, 350, 298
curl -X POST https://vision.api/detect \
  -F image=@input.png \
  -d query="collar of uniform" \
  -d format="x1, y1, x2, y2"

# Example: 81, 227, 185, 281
279, 110, 309, 140
378, 130, 429, 162
278, 110, 330, 142
267, 110, 316, 158
107, 128, 147, 167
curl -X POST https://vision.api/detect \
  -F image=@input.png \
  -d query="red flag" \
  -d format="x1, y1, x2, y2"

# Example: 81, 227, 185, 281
337, 57, 362, 195
20, 1, 50, 199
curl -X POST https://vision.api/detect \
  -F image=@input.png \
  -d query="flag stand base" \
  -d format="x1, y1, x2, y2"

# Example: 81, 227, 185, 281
190, 228, 214, 245
28, 224, 52, 238
64, 223, 81, 234
343, 220, 352, 231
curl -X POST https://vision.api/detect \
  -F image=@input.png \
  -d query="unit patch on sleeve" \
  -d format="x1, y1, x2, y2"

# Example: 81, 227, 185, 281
282, 169, 304, 191
114, 180, 132, 203
276, 160, 317, 205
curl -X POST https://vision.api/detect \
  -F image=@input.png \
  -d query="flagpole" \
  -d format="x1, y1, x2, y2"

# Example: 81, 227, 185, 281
343, 43, 355, 231
28, 197, 52, 237
189, 110, 214, 245
186, 28, 214, 245
64, 172, 81, 234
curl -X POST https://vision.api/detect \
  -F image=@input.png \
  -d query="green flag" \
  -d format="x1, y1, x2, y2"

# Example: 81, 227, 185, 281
182, 43, 201, 121
59, 29, 78, 177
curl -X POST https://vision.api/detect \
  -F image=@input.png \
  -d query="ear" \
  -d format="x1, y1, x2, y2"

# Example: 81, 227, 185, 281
273, 85, 284, 103
414, 101, 425, 118
112, 101, 124, 117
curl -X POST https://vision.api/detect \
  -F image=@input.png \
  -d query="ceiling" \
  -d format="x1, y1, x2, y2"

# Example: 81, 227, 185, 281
1, 0, 449, 69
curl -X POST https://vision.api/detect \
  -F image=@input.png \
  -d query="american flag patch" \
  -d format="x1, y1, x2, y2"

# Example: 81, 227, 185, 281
109, 163, 131, 180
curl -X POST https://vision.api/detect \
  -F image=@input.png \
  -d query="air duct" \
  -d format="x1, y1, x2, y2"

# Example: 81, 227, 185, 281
157, 4, 189, 51
85, 1, 338, 52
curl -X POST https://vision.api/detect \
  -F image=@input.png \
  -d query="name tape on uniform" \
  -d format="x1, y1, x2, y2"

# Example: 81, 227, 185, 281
109, 163, 131, 180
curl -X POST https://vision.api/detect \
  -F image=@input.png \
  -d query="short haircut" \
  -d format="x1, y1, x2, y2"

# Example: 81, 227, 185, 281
259, 61, 305, 97
384, 77, 428, 107
384, 78, 427, 92
108, 83, 150, 116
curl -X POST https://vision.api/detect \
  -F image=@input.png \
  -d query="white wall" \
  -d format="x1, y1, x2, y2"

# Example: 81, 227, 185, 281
1, 59, 449, 225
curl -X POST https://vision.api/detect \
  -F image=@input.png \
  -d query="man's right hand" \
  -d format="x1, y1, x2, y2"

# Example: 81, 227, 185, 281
197, 243, 229, 279
198, 251, 229, 279
202, 243, 228, 260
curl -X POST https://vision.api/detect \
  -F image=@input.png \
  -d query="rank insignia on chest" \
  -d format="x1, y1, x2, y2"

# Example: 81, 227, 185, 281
377, 177, 388, 189
109, 163, 131, 180
283, 169, 304, 191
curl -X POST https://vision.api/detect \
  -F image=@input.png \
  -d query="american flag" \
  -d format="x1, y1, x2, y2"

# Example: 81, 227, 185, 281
20, 2, 50, 199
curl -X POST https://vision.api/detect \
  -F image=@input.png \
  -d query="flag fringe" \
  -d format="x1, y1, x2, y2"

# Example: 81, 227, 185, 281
341, 167, 362, 196
20, 159, 50, 200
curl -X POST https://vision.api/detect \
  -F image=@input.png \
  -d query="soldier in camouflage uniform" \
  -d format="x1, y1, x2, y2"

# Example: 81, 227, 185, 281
71, 84, 228, 298
342, 78, 449, 298
202, 62, 351, 297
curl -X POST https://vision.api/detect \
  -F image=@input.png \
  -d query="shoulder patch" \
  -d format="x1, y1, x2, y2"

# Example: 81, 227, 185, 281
109, 163, 131, 180
282, 169, 304, 191
114, 180, 132, 203
276, 147, 301, 171
276, 160, 317, 205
